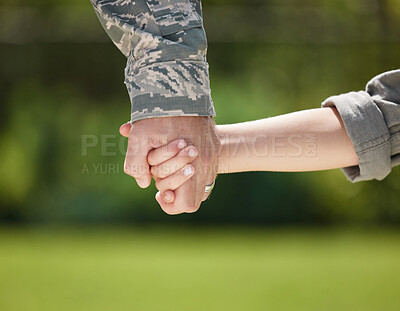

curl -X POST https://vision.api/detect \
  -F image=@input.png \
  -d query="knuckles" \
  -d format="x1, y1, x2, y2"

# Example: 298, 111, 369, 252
161, 203, 200, 215
154, 179, 164, 192
123, 163, 134, 176
124, 163, 146, 178
124, 116, 219, 215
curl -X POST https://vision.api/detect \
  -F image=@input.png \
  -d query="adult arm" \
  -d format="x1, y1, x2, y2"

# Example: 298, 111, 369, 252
91, 0, 219, 214
90, 0, 215, 121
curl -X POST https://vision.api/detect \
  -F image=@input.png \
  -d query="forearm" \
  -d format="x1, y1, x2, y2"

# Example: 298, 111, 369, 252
217, 107, 358, 173
91, 0, 215, 122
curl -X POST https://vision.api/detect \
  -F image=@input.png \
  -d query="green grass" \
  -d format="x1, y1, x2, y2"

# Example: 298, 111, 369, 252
0, 227, 399, 311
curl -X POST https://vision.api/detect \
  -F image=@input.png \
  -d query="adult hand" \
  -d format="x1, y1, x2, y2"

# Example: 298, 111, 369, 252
119, 116, 220, 215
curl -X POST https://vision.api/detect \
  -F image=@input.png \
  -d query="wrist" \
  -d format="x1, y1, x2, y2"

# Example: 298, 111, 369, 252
216, 125, 234, 174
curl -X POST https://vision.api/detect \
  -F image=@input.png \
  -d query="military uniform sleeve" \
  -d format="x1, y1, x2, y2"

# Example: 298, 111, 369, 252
90, 0, 215, 122
322, 70, 400, 182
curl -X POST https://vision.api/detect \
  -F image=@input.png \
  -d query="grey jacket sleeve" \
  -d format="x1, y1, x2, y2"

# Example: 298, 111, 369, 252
322, 69, 400, 182
90, 0, 215, 122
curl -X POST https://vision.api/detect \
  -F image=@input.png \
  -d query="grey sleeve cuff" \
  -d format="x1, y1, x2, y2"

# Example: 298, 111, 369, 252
322, 91, 391, 182
125, 59, 215, 123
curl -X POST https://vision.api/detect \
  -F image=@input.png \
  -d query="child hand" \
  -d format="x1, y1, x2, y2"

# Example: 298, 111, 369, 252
148, 139, 198, 204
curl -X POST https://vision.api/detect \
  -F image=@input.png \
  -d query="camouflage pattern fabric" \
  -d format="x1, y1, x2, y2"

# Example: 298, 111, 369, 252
90, 0, 216, 123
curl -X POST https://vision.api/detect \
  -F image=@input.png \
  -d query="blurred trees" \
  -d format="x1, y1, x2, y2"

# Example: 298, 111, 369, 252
0, 0, 399, 225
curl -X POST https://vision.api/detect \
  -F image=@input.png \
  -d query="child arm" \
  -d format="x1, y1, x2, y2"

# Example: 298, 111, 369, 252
148, 107, 359, 203
217, 107, 358, 173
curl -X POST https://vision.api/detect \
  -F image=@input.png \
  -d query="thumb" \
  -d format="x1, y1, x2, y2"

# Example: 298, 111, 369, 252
162, 190, 175, 203
119, 122, 132, 137
124, 146, 152, 188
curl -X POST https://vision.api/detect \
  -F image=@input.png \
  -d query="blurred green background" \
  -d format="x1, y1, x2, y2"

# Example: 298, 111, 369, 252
0, 0, 400, 310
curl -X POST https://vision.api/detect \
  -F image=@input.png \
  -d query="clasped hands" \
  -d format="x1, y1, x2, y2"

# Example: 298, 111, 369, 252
119, 116, 220, 215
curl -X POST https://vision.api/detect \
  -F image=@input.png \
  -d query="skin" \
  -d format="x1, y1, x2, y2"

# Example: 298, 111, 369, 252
146, 107, 359, 206
119, 116, 220, 215
217, 107, 359, 173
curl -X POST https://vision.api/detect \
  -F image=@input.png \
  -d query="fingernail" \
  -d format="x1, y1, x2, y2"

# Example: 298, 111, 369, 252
177, 140, 186, 149
188, 148, 197, 157
164, 192, 172, 201
183, 165, 193, 177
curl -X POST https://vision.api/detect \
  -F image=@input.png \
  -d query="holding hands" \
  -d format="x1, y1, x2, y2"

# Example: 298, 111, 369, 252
119, 116, 220, 215
118, 108, 361, 215
147, 139, 202, 207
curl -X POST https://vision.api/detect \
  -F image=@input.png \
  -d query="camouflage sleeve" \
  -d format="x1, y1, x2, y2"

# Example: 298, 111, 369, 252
90, 0, 215, 122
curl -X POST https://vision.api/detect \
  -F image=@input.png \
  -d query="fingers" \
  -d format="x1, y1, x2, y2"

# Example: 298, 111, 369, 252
155, 164, 195, 193
155, 191, 181, 215
202, 192, 210, 202
124, 155, 151, 188
149, 139, 198, 204
151, 146, 198, 178
120, 116, 220, 214
161, 160, 216, 208
156, 143, 218, 213
148, 139, 187, 166
156, 162, 216, 214
119, 122, 131, 137
124, 127, 152, 188
155, 165, 199, 215
161, 178, 212, 205
156, 185, 197, 215
172, 177, 199, 213
202, 178, 216, 202
162, 190, 175, 203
